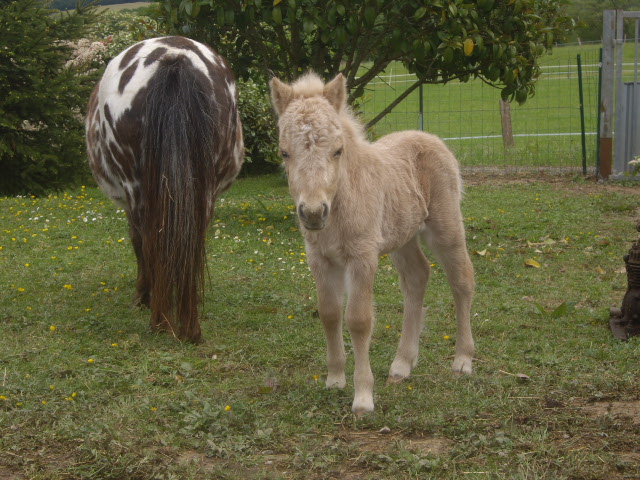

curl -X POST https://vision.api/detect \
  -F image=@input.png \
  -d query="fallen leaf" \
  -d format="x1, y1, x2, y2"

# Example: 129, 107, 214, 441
474, 249, 487, 256
524, 259, 541, 268
594, 266, 605, 275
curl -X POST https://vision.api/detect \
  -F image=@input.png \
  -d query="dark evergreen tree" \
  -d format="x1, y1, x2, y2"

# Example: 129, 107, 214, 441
0, 0, 99, 195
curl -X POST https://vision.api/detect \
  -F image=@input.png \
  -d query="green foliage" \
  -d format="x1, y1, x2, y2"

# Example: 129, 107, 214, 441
86, 9, 162, 64
237, 77, 281, 174
0, 0, 100, 196
156, 0, 573, 127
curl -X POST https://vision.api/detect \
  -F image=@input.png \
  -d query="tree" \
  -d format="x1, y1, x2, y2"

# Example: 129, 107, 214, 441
158, 0, 572, 128
0, 0, 99, 195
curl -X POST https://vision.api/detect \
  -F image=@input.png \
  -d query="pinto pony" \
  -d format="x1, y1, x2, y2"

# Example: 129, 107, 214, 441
86, 37, 243, 342
270, 73, 475, 414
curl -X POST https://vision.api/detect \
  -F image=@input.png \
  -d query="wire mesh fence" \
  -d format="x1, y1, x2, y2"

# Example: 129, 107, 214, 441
358, 46, 602, 175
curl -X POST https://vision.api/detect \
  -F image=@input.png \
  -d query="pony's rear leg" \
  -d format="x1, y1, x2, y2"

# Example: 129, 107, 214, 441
129, 222, 150, 308
309, 255, 347, 389
423, 230, 475, 375
388, 237, 430, 383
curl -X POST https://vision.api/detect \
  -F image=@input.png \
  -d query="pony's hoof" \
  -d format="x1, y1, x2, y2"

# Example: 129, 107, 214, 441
351, 398, 374, 416
385, 375, 406, 386
452, 356, 473, 375
326, 375, 346, 389
132, 294, 150, 309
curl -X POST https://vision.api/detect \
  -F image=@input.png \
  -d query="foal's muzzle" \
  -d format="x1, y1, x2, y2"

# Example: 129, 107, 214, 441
297, 201, 329, 230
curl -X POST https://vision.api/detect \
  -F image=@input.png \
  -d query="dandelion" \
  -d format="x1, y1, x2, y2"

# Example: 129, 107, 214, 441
312, 374, 319, 382
151, 406, 157, 412
111, 343, 118, 347
87, 358, 94, 363
0, 396, 6, 401
225, 405, 231, 411
287, 315, 293, 320
63, 284, 72, 290
443, 335, 450, 340
17, 287, 24, 292
42, 400, 47, 405
71, 392, 77, 398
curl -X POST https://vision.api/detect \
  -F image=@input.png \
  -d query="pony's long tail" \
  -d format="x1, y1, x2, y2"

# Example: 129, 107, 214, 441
140, 54, 219, 342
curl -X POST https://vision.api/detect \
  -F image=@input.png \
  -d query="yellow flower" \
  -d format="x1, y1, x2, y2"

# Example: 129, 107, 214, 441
443, 335, 450, 340
0, 396, 6, 400
87, 358, 94, 363
151, 406, 157, 412
49, 325, 56, 332
63, 284, 72, 290
17, 287, 25, 292
71, 392, 77, 398
111, 343, 118, 347
225, 405, 231, 411
287, 315, 293, 320
42, 400, 47, 405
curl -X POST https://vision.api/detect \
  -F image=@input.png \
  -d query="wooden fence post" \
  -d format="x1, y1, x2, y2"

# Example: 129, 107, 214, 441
500, 99, 514, 152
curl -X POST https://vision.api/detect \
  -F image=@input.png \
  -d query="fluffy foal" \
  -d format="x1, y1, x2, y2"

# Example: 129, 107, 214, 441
270, 73, 475, 414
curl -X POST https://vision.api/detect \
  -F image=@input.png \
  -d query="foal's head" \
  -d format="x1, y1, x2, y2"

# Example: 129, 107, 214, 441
270, 73, 348, 231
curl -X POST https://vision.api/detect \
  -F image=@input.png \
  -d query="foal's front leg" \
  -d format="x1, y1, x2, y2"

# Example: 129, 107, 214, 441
308, 254, 347, 389
345, 260, 377, 414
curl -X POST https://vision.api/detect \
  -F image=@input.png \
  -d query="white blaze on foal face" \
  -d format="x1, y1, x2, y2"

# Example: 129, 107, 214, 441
279, 99, 343, 230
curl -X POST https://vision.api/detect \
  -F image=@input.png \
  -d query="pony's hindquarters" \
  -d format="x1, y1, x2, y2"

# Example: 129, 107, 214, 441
86, 37, 243, 342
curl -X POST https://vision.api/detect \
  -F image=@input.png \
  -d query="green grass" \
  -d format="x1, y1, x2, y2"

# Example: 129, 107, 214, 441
358, 43, 640, 171
2, 174, 640, 478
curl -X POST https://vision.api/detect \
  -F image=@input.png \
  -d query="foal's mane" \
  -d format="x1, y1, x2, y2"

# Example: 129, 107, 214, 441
290, 72, 367, 144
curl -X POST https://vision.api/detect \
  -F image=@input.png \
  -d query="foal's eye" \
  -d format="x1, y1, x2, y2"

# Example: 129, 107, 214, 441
334, 148, 343, 158
280, 150, 290, 160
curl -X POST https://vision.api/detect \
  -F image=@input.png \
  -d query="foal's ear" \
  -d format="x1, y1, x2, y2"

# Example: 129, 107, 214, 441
323, 74, 346, 112
270, 77, 294, 116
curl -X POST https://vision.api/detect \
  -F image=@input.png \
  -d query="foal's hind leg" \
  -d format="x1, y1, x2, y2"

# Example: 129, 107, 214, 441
422, 225, 475, 375
388, 236, 430, 382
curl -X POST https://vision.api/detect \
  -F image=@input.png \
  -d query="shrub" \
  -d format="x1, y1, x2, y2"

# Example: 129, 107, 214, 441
0, 0, 99, 196
237, 77, 280, 175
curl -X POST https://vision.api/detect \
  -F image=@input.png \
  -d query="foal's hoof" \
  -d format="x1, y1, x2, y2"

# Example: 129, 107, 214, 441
351, 396, 374, 416
452, 356, 473, 375
385, 375, 407, 386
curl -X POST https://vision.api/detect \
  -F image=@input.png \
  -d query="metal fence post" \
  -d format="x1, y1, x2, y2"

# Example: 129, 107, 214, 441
419, 83, 424, 131
578, 54, 587, 175
600, 10, 616, 179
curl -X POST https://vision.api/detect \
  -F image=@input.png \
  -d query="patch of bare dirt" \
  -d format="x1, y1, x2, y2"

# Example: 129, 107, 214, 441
337, 428, 452, 456
580, 400, 640, 425
462, 168, 640, 196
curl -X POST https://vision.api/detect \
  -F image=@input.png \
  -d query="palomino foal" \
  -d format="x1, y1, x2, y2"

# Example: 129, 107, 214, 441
270, 73, 475, 414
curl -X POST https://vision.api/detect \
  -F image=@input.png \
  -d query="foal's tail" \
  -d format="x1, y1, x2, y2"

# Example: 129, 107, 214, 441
140, 54, 219, 342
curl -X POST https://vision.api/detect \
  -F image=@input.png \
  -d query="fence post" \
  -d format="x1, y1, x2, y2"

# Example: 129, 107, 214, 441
500, 99, 514, 149
419, 83, 424, 131
577, 54, 588, 175
600, 10, 616, 179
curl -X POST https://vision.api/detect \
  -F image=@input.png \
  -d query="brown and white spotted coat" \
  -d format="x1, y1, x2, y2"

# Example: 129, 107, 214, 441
86, 36, 243, 341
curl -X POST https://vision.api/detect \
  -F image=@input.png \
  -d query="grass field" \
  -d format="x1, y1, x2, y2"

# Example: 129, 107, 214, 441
359, 43, 639, 171
3, 174, 640, 479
